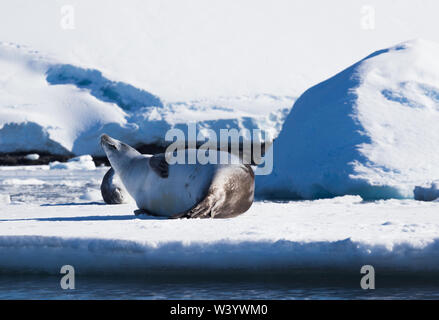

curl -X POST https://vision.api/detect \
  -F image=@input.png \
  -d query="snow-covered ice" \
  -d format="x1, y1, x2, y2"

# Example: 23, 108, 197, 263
0, 165, 104, 204
257, 39, 439, 200
2, 1, 439, 277
49, 155, 96, 170
1, 166, 439, 274
0, 194, 10, 205
79, 188, 104, 202
1, 178, 46, 186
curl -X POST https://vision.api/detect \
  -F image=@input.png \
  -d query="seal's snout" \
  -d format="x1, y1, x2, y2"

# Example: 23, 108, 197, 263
100, 134, 111, 144
100, 134, 115, 145
100, 134, 118, 151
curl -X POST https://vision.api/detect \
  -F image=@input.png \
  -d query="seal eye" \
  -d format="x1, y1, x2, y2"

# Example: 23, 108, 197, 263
108, 144, 117, 150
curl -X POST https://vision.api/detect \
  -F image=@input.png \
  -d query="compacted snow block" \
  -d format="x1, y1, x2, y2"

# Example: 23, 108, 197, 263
49, 155, 96, 170
257, 39, 439, 200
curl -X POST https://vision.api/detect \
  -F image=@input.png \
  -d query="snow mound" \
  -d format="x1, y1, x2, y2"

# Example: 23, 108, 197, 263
49, 155, 96, 170
0, 122, 68, 155
414, 182, 439, 201
257, 39, 439, 200
0, 42, 292, 156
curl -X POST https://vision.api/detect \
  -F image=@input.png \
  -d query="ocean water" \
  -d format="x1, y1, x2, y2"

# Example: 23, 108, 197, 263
1, 272, 439, 300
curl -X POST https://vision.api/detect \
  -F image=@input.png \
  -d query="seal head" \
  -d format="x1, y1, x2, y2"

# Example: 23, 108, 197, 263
100, 134, 141, 173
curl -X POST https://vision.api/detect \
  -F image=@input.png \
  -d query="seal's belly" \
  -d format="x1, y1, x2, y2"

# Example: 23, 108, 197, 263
138, 163, 215, 216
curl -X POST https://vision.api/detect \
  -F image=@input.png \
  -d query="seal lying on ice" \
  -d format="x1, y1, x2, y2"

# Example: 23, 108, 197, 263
100, 134, 254, 218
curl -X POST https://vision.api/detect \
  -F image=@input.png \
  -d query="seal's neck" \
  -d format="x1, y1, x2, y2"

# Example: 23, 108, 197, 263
114, 154, 151, 199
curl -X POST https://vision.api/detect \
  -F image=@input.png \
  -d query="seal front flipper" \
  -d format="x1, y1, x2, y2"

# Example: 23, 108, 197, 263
149, 154, 169, 178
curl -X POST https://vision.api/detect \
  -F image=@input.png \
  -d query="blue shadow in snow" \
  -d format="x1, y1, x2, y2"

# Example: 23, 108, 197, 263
41, 202, 106, 206
46, 64, 163, 111
0, 214, 164, 222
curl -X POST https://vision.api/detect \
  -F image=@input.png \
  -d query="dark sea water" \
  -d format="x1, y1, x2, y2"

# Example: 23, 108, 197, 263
1, 272, 439, 300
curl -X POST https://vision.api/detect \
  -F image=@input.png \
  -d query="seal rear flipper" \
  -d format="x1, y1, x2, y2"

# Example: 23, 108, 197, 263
170, 188, 225, 219
170, 201, 212, 219
149, 154, 169, 178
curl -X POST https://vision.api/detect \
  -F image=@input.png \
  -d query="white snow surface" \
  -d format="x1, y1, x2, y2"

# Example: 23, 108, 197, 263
24, 154, 40, 161
49, 155, 96, 170
257, 39, 439, 200
1, 166, 439, 274
0, 194, 10, 205
2, 1, 439, 274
